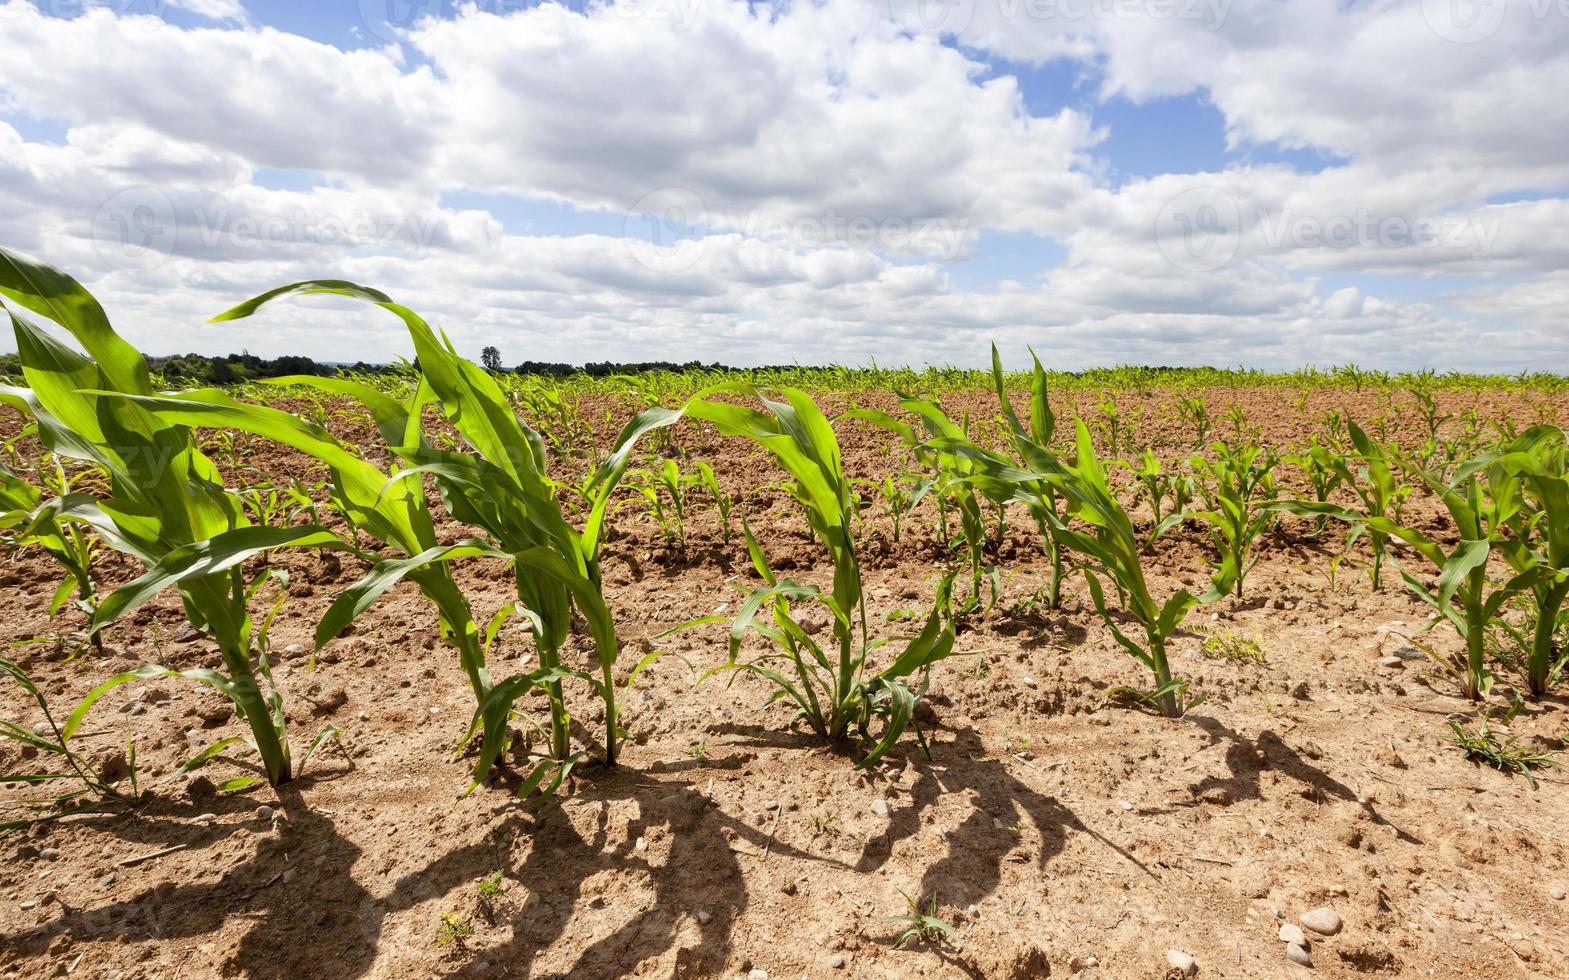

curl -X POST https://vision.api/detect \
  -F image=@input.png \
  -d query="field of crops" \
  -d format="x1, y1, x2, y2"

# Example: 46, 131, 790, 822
1, 248, 1567, 979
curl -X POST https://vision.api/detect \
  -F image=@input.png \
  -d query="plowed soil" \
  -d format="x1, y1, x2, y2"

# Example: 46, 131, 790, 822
2, 385, 1568, 980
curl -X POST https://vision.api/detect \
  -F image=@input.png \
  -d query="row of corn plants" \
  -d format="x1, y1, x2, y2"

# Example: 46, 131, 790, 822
2, 247, 1566, 824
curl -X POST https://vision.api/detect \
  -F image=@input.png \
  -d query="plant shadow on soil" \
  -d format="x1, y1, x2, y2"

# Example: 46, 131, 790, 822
0, 760, 854, 978
0, 702, 1440, 976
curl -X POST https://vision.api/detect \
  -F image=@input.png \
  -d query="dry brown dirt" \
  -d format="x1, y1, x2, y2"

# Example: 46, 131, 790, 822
2, 385, 1568, 980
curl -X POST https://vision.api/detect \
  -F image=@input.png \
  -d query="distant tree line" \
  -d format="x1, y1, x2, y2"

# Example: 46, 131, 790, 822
0, 347, 754, 383
510, 359, 734, 377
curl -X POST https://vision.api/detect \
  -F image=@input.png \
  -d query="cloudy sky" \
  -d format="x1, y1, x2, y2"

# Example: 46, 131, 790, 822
1, 0, 1565, 370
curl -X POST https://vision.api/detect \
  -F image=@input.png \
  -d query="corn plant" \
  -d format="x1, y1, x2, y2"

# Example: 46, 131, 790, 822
860, 473, 925, 544
0, 248, 348, 786
988, 347, 1067, 607
1093, 394, 1124, 456
1284, 436, 1346, 538
851, 399, 999, 616
1335, 421, 1409, 591
1119, 448, 1188, 537
885, 891, 957, 949
1490, 426, 1569, 696
692, 461, 735, 545
1177, 396, 1212, 449
675, 386, 959, 767
628, 457, 696, 552
1303, 456, 1546, 701
1, 658, 143, 833
1188, 442, 1279, 598
957, 351, 1221, 716
0, 462, 103, 647
1220, 403, 1259, 444
208, 281, 681, 796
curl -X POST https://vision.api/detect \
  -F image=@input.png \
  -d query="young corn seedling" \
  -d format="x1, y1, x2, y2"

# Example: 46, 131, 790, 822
1284, 436, 1346, 539
1094, 394, 1124, 456
1, 658, 142, 834
1302, 455, 1543, 701
986, 346, 1068, 607
1177, 396, 1212, 449
1220, 403, 1260, 445
885, 891, 957, 949
0, 461, 103, 648
0, 248, 345, 786
850, 399, 999, 616
209, 281, 681, 797
1490, 425, 1569, 696
1188, 441, 1280, 599
1118, 449, 1184, 541
861, 473, 926, 545
693, 461, 735, 546
1334, 420, 1408, 591
628, 457, 696, 552
675, 386, 960, 768
962, 351, 1222, 717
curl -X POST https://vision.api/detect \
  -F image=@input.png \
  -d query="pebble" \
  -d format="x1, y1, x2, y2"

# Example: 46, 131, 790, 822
99, 874, 116, 889
192, 812, 218, 825
1550, 884, 1566, 901
1278, 923, 1306, 945
871, 799, 889, 817
634, 837, 649, 852
827, 953, 846, 969
19, 900, 38, 911
256, 806, 275, 821
39, 848, 60, 861
31, 722, 53, 737
1299, 908, 1342, 936
1286, 942, 1313, 967
748, 971, 768, 980
1166, 948, 1197, 976
1118, 800, 1134, 811
1021, 674, 1037, 687
764, 800, 780, 811
697, 910, 712, 924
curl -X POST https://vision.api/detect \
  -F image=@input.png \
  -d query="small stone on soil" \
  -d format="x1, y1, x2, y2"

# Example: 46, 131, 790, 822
1299, 908, 1341, 936
1278, 923, 1306, 945
1166, 948, 1197, 976
827, 953, 845, 969
870, 799, 889, 817
1286, 942, 1312, 967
